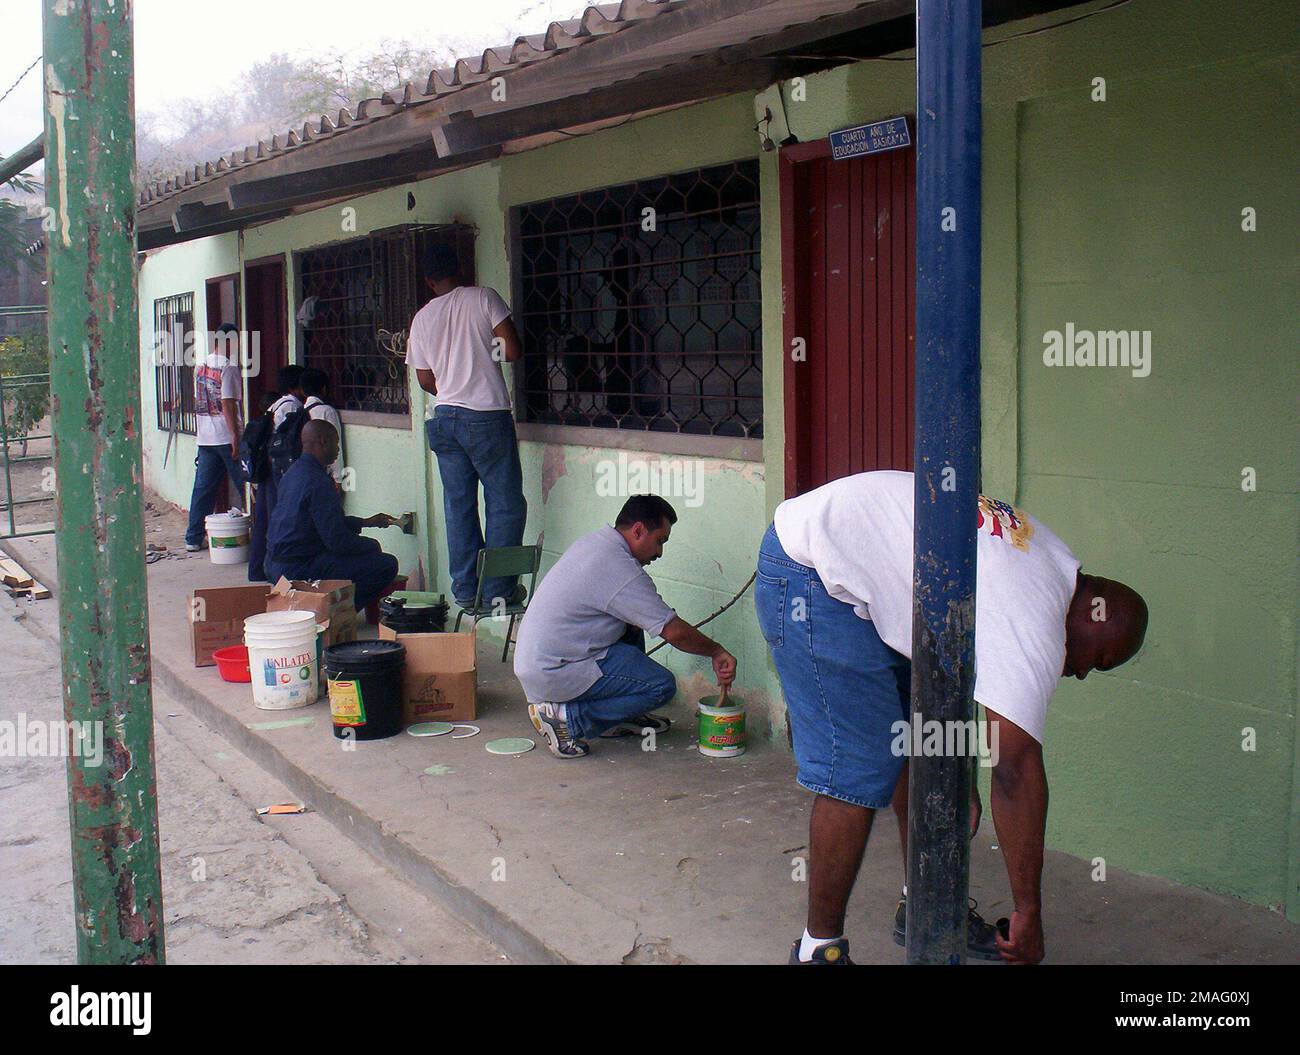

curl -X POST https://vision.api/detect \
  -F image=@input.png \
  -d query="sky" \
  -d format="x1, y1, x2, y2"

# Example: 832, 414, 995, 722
0, 0, 591, 163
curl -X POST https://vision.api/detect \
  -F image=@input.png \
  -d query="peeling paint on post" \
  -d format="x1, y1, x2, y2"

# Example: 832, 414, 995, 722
906, 0, 982, 966
42, 0, 165, 963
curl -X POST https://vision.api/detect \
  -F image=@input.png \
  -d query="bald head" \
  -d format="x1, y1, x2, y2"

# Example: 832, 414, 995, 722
1063, 573, 1148, 680
301, 418, 339, 467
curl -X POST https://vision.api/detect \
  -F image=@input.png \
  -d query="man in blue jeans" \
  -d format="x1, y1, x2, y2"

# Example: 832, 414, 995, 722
759, 471, 1147, 966
406, 244, 526, 609
185, 324, 244, 551
513, 495, 737, 759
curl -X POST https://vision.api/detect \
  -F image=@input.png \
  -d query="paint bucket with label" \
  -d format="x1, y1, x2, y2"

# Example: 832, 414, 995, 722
205, 511, 252, 565
324, 640, 406, 741
697, 693, 746, 758
244, 610, 319, 709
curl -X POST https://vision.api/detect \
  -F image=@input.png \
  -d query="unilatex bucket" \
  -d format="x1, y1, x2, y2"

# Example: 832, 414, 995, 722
697, 695, 746, 758
205, 511, 251, 565
244, 610, 320, 709
324, 640, 406, 741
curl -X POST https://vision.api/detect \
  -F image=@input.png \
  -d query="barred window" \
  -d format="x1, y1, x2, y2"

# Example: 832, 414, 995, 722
514, 160, 762, 438
297, 224, 475, 416
154, 292, 196, 435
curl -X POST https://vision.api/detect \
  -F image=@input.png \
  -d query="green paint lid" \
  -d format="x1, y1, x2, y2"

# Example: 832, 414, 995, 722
485, 737, 535, 755
407, 722, 454, 737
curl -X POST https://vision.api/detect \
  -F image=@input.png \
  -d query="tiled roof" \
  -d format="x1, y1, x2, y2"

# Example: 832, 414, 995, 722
137, 0, 677, 209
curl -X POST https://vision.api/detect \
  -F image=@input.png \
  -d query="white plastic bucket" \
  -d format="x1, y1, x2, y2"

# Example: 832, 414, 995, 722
205, 511, 252, 565
244, 610, 319, 709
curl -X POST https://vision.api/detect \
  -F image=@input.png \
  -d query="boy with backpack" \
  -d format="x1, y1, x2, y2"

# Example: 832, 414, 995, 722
301, 367, 344, 486
245, 365, 307, 581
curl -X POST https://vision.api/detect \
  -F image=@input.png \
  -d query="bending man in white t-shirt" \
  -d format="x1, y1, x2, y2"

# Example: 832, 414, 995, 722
761, 471, 1148, 966
405, 244, 527, 609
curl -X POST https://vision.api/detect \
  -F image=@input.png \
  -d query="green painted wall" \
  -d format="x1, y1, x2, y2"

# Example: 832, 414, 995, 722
136, 0, 1298, 916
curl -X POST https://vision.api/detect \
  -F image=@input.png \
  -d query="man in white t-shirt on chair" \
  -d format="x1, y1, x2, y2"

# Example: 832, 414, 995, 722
406, 243, 526, 610
761, 471, 1148, 966
185, 324, 244, 552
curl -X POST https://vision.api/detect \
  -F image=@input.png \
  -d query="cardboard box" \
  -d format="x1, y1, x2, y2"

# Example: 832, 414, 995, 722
190, 584, 272, 667
266, 577, 358, 648
377, 624, 477, 724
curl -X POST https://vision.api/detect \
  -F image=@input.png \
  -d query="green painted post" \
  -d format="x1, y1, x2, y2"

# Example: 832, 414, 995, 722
42, 0, 165, 963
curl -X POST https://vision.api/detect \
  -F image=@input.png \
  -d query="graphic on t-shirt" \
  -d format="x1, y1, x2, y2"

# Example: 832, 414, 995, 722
194, 363, 224, 417
977, 494, 1034, 551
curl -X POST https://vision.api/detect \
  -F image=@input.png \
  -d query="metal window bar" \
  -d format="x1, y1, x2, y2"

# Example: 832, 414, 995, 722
153, 291, 196, 435
297, 224, 475, 415
514, 160, 763, 438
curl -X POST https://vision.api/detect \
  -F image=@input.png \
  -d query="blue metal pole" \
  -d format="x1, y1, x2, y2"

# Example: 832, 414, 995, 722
906, 0, 982, 965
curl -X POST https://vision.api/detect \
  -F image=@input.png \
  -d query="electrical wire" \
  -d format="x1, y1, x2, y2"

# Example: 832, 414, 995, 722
0, 56, 39, 108
646, 570, 757, 656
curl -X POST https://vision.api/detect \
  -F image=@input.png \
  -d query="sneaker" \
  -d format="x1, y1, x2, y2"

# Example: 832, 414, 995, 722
892, 895, 1001, 961
527, 702, 590, 759
185, 539, 207, 552
599, 713, 672, 738
788, 937, 853, 965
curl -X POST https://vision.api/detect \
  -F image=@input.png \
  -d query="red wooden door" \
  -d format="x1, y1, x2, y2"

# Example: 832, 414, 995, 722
244, 257, 287, 416
780, 137, 916, 497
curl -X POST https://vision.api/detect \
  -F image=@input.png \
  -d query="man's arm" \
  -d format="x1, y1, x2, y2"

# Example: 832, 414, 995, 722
491, 317, 523, 364
659, 616, 736, 687
986, 706, 1048, 965
309, 476, 379, 556
415, 368, 438, 395
222, 397, 241, 457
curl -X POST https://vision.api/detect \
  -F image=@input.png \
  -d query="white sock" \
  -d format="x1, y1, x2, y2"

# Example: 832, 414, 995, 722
902, 884, 908, 897
799, 928, 842, 961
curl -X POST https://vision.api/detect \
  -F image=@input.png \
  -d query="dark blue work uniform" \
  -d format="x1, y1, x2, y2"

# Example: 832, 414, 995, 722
266, 453, 398, 611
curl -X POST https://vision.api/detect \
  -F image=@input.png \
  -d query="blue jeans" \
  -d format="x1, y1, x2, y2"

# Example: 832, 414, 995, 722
266, 546, 399, 613
247, 474, 277, 582
186, 444, 242, 546
425, 406, 526, 605
563, 630, 677, 740
756, 524, 910, 808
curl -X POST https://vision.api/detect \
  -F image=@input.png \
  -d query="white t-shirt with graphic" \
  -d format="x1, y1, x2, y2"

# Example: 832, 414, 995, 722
405, 285, 512, 412
773, 470, 1081, 742
193, 353, 242, 447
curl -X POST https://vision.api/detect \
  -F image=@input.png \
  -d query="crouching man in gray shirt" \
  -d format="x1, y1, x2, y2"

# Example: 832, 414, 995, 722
513, 494, 738, 759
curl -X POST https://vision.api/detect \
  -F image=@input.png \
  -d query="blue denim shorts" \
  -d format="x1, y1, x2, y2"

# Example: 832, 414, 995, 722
756, 523, 911, 809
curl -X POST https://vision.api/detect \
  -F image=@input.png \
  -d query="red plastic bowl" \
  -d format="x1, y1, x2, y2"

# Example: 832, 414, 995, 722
212, 644, 251, 683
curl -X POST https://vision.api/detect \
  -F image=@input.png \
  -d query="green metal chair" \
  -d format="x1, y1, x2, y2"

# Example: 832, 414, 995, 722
453, 543, 543, 662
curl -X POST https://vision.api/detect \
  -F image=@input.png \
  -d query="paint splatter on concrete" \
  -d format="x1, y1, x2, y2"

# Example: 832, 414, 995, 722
423, 764, 454, 776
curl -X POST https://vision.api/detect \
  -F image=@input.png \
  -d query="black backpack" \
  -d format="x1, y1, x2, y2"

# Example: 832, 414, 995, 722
267, 407, 310, 481
238, 412, 274, 485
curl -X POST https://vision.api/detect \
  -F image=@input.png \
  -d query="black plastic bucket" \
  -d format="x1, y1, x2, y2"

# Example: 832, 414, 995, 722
379, 595, 449, 635
324, 640, 406, 741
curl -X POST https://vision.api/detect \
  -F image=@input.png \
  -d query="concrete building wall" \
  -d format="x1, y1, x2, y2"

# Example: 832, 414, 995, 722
136, 0, 1298, 915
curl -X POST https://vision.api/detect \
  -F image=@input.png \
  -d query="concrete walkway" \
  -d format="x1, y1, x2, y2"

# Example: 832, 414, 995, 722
5, 532, 1296, 965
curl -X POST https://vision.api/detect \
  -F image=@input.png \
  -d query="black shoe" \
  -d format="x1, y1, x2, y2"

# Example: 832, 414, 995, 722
788, 936, 853, 964
599, 713, 672, 738
892, 896, 1001, 961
